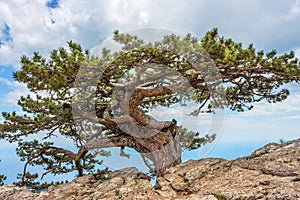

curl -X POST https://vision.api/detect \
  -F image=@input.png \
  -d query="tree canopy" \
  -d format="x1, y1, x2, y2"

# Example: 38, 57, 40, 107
0, 28, 299, 187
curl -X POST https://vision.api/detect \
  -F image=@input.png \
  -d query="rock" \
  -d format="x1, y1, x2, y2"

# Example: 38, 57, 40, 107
0, 185, 38, 199
1, 138, 300, 199
73, 174, 96, 185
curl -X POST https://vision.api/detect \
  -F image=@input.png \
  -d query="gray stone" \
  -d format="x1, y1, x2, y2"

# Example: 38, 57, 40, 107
1, 138, 300, 199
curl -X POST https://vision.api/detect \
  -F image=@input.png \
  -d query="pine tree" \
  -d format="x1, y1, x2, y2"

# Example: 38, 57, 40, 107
0, 29, 299, 187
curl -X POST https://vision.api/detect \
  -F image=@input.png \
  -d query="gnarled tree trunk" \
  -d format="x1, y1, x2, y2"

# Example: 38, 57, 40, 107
83, 119, 182, 178
147, 131, 182, 177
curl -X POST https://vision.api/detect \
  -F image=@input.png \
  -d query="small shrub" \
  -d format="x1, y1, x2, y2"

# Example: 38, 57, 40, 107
213, 193, 227, 200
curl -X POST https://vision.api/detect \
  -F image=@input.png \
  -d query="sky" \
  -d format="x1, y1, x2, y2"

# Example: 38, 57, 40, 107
0, 0, 300, 184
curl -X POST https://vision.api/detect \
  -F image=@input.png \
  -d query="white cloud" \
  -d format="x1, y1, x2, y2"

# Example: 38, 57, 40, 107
0, 0, 299, 146
0, 77, 29, 107
284, 0, 300, 19
256, 100, 298, 115
0, 0, 160, 67
234, 92, 300, 118
138, 11, 150, 26
0, 1, 300, 186
1, 0, 300, 69
219, 85, 300, 143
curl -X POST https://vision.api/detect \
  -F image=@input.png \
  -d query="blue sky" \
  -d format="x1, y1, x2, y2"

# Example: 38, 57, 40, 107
0, 0, 300, 184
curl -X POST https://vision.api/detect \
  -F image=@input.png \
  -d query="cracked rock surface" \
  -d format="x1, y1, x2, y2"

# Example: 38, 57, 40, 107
1, 138, 300, 199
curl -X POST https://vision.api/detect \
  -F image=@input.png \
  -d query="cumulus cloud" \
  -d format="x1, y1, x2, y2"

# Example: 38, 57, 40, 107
1, 0, 300, 68
284, 0, 300, 19
0, 0, 299, 145
0, 77, 28, 107
220, 83, 300, 142
241, 95, 300, 117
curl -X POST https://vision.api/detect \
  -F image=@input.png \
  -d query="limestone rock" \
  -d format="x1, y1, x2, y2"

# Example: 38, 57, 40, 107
1, 138, 299, 199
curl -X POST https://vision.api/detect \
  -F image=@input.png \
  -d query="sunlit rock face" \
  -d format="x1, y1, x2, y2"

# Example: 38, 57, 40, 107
1, 138, 300, 200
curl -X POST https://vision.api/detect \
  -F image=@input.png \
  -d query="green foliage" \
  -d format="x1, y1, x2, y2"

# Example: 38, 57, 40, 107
279, 138, 285, 144
0, 159, 7, 186
14, 176, 69, 192
93, 167, 111, 180
115, 189, 122, 199
0, 174, 6, 186
0, 41, 103, 187
179, 127, 215, 150
0, 29, 299, 186
213, 193, 228, 200
201, 28, 299, 111
14, 140, 102, 188
15, 172, 39, 188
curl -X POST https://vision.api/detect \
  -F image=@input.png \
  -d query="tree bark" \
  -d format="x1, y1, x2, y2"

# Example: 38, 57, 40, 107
146, 131, 182, 177
84, 121, 182, 178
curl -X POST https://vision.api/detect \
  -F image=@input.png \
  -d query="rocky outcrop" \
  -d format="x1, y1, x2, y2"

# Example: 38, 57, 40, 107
1, 138, 300, 199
